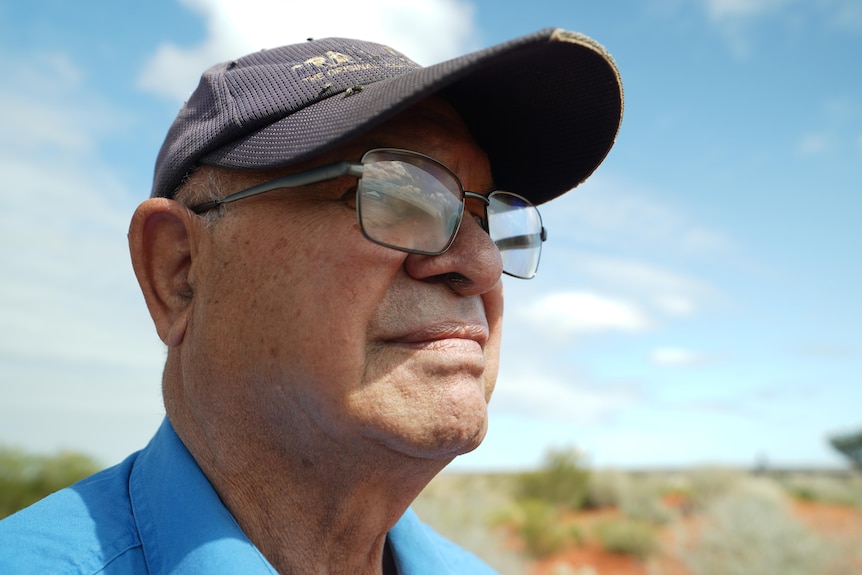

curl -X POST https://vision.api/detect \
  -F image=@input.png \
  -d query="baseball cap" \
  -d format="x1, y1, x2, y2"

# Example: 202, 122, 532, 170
152, 28, 623, 206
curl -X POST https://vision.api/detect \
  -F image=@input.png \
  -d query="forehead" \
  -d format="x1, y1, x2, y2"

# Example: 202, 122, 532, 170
330, 97, 494, 189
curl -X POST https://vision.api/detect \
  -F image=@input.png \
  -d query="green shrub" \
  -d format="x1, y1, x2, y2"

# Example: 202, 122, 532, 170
584, 469, 630, 509
619, 478, 676, 525
516, 447, 591, 511
594, 518, 658, 559
779, 474, 862, 507
681, 479, 846, 575
513, 498, 581, 558
682, 467, 745, 511
0, 447, 100, 518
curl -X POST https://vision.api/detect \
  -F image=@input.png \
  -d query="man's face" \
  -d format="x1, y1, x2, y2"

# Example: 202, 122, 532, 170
176, 98, 504, 465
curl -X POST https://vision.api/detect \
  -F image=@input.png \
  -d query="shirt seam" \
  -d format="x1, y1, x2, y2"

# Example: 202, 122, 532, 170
89, 539, 144, 575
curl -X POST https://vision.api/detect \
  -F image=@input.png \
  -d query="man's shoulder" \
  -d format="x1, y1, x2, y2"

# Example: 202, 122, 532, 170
0, 454, 146, 574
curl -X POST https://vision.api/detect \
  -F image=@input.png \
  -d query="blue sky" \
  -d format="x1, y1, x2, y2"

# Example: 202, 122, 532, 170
1, 0, 860, 471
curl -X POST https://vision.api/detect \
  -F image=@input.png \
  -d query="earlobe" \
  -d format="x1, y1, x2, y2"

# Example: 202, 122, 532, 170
128, 198, 198, 348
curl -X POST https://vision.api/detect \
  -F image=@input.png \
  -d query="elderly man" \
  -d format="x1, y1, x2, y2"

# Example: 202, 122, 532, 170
0, 29, 621, 574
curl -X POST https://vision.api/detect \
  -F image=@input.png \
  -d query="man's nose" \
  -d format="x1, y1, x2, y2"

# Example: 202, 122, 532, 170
402, 206, 503, 295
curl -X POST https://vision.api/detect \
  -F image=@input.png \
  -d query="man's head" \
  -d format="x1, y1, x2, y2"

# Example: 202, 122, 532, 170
129, 30, 622, 474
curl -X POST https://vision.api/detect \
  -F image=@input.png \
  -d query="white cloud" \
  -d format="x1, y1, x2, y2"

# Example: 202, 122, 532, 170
697, 0, 862, 56
797, 133, 830, 156
0, 52, 128, 157
796, 97, 862, 158
704, 0, 790, 20
653, 295, 697, 316
574, 256, 715, 320
698, 0, 792, 57
552, 173, 733, 258
520, 177, 722, 345
650, 346, 713, 367
830, 0, 862, 30
581, 257, 709, 297
793, 344, 856, 359
492, 372, 641, 422
138, 0, 479, 101
518, 291, 652, 337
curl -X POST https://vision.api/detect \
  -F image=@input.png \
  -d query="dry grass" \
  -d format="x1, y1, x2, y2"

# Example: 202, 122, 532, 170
412, 469, 862, 575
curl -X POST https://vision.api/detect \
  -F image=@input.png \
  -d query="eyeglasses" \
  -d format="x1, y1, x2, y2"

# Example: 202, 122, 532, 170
190, 148, 547, 279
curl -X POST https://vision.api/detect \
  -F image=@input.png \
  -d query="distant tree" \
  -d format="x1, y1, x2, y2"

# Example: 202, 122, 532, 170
829, 429, 862, 470
515, 446, 591, 510
0, 447, 100, 519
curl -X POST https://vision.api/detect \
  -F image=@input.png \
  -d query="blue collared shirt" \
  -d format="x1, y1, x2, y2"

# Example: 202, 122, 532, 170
0, 419, 497, 574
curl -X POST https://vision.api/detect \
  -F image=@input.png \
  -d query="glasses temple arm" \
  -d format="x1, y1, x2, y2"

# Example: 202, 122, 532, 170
190, 162, 363, 214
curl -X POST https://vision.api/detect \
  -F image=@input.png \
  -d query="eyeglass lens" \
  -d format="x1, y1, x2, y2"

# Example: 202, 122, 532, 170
356, 149, 543, 279
357, 150, 463, 255
487, 193, 543, 279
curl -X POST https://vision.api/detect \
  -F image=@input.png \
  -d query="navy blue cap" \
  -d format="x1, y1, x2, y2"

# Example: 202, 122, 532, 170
152, 28, 623, 205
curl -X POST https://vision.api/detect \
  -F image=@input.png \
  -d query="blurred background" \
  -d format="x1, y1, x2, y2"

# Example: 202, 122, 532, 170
1, 0, 860, 474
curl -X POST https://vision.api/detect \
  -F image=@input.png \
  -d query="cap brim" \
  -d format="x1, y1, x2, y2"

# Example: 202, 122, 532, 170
202, 28, 623, 205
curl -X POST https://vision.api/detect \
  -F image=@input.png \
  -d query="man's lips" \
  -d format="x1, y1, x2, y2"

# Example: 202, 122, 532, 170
387, 322, 489, 350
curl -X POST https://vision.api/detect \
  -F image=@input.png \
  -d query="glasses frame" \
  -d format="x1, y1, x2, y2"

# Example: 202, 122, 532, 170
189, 148, 547, 279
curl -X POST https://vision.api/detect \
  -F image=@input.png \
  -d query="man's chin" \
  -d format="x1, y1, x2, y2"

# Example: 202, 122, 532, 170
381, 418, 488, 463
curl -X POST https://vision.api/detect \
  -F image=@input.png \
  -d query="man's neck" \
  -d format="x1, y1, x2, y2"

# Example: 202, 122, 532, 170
174, 413, 443, 574
216, 452, 435, 574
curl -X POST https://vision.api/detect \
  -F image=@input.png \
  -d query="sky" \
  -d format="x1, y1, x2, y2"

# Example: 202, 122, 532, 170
0, 0, 860, 472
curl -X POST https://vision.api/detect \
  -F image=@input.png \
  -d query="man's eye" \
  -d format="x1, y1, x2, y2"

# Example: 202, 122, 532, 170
340, 186, 358, 208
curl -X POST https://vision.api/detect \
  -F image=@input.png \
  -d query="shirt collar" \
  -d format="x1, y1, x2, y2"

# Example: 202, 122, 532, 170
129, 418, 278, 575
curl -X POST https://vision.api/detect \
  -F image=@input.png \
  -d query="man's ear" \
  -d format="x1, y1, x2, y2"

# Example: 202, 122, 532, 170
128, 198, 200, 348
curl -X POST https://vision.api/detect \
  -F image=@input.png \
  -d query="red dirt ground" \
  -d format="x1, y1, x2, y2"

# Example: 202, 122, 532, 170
530, 500, 862, 575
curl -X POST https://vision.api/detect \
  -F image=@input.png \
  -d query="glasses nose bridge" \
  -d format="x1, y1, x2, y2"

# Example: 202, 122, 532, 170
463, 191, 490, 206
462, 191, 490, 232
